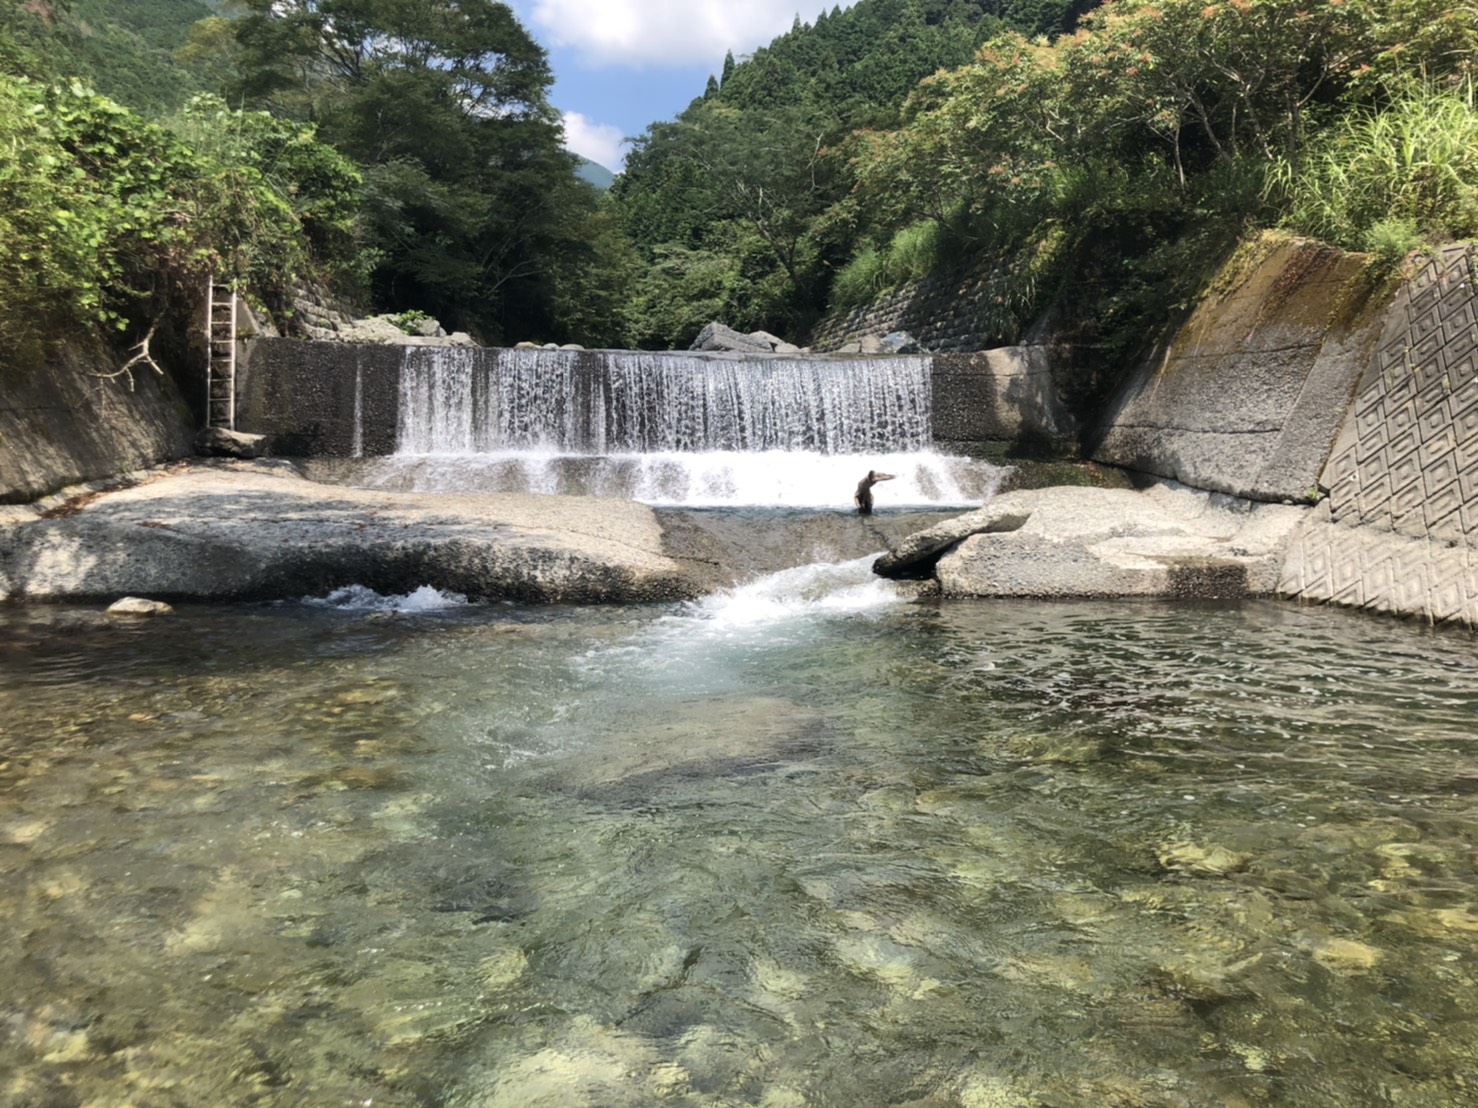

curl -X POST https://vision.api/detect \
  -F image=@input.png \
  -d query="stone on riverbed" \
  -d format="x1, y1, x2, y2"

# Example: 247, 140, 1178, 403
106, 596, 174, 617
1157, 840, 1252, 877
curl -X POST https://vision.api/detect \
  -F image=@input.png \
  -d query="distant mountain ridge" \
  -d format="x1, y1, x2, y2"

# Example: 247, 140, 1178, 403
575, 157, 616, 190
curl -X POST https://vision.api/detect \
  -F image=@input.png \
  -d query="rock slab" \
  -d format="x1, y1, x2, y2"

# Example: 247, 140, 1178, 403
0, 462, 723, 604
877, 482, 1306, 599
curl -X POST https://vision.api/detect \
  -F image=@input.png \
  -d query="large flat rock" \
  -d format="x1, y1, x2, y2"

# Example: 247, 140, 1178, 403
0, 462, 723, 604
877, 483, 1307, 599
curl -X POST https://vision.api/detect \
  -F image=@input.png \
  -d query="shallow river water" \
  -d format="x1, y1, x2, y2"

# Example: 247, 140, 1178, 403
2, 562, 1477, 1107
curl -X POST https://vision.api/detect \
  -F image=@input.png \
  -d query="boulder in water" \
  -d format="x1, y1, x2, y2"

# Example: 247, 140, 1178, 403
690, 322, 774, 354
874, 502, 1031, 577
877, 483, 1307, 598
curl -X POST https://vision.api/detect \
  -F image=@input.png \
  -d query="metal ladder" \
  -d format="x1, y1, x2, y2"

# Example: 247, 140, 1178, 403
205, 278, 238, 429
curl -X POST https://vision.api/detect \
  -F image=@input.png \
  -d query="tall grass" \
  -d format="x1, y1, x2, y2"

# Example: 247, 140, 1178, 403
830, 219, 955, 307
1275, 84, 1478, 261
831, 246, 888, 307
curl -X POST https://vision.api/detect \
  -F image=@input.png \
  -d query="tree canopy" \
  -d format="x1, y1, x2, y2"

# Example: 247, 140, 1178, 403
228, 0, 610, 343
6, 0, 1478, 373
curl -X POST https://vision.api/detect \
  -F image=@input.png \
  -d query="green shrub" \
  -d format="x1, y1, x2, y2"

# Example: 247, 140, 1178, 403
390, 309, 432, 334
1361, 217, 1424, 268
884, 220, 949, 282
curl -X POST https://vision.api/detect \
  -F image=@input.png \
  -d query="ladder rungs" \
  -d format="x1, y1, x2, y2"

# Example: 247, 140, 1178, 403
204, 275, 238, 430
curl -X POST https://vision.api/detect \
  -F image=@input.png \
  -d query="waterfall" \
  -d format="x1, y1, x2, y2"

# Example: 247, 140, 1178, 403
397, 347, 932, 455
372, 346, 1001, 508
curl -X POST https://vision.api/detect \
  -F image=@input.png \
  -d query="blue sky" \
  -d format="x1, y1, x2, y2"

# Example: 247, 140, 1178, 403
506, 1, 860, 172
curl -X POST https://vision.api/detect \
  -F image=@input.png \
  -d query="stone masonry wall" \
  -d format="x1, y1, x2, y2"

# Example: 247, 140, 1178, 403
809, 263, 1012, 354
1279, 245, 1478, 628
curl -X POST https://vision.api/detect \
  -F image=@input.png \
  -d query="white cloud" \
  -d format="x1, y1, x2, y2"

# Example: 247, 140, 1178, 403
562, 111, 628, 170
528, 0, 852, 68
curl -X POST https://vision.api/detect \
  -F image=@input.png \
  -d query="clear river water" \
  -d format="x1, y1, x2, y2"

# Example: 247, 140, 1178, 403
3, 562, 1477, 1107
6, 350, 1477, 1104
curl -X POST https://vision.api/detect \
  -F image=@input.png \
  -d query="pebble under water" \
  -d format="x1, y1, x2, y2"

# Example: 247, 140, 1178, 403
2, 565, 1477, 1107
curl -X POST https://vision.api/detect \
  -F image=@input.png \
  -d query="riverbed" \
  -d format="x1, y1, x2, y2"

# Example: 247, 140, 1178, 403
2, 568, 1476, 1106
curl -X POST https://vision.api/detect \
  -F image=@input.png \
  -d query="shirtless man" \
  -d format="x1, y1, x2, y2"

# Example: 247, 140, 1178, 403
854, 470, 895, 515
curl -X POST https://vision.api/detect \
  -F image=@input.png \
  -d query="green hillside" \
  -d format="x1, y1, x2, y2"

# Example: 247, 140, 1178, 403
610, 0, 1097, 349
3, 0, 217, 115
576, 157, 616, 191
611, 0, 1478, 395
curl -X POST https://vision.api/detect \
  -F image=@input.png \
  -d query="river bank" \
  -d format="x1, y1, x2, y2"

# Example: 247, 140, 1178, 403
0, 459, 1315, 609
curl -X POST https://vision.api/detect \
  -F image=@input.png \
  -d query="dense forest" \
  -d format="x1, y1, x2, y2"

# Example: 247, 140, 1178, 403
3, 0, 1477, 390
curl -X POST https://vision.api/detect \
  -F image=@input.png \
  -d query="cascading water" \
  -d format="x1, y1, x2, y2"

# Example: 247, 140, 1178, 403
360, 346, 1004, 508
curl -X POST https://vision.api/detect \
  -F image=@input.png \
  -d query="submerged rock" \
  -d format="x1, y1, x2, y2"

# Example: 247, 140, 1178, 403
1311, 936, 1382, 974
1157, 841, 1252, 877
106, 596, 174, 617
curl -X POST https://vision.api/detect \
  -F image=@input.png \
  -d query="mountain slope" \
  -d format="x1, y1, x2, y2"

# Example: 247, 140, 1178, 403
3, 0, 216, 115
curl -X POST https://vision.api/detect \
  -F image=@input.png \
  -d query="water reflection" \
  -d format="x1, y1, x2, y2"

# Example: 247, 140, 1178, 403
1, 592, 1475, 1106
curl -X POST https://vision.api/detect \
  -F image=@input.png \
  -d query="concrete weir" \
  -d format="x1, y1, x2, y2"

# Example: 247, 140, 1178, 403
236, 344, 1072, 459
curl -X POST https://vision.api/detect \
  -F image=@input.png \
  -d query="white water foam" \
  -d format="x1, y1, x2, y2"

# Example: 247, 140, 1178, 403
685, 554, 904, 631
302, 584, 471, 612
569, 554, 906, 695
354, 448, 1001, 509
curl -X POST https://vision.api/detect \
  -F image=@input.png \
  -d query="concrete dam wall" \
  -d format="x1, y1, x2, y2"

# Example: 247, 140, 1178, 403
236, 344, 1074, 458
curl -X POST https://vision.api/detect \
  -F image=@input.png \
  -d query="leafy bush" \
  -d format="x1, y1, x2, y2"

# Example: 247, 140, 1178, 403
390, 310, 433, 335
168, 95, 363, 281
0, 76, 362, 354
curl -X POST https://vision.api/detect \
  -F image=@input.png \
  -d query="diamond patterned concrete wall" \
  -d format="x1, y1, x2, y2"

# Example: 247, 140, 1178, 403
1280, 245, 1478, 628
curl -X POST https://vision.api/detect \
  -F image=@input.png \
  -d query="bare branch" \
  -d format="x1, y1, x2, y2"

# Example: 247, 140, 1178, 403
92, 321, 165, 393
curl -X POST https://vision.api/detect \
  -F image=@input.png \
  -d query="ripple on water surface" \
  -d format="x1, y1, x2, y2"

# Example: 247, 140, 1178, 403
1, 590, 1476, 1106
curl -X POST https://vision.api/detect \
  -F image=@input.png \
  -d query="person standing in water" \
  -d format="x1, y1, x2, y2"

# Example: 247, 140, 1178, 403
854, 470, 895, 515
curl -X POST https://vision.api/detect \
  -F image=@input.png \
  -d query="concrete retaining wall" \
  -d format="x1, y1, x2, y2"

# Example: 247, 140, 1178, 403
1090, 238, 1388, 503
1279, 245, 1478, 628
0, 342, 193, 504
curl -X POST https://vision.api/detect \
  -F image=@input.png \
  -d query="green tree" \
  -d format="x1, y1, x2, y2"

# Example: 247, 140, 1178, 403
231, 0, 621, 343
